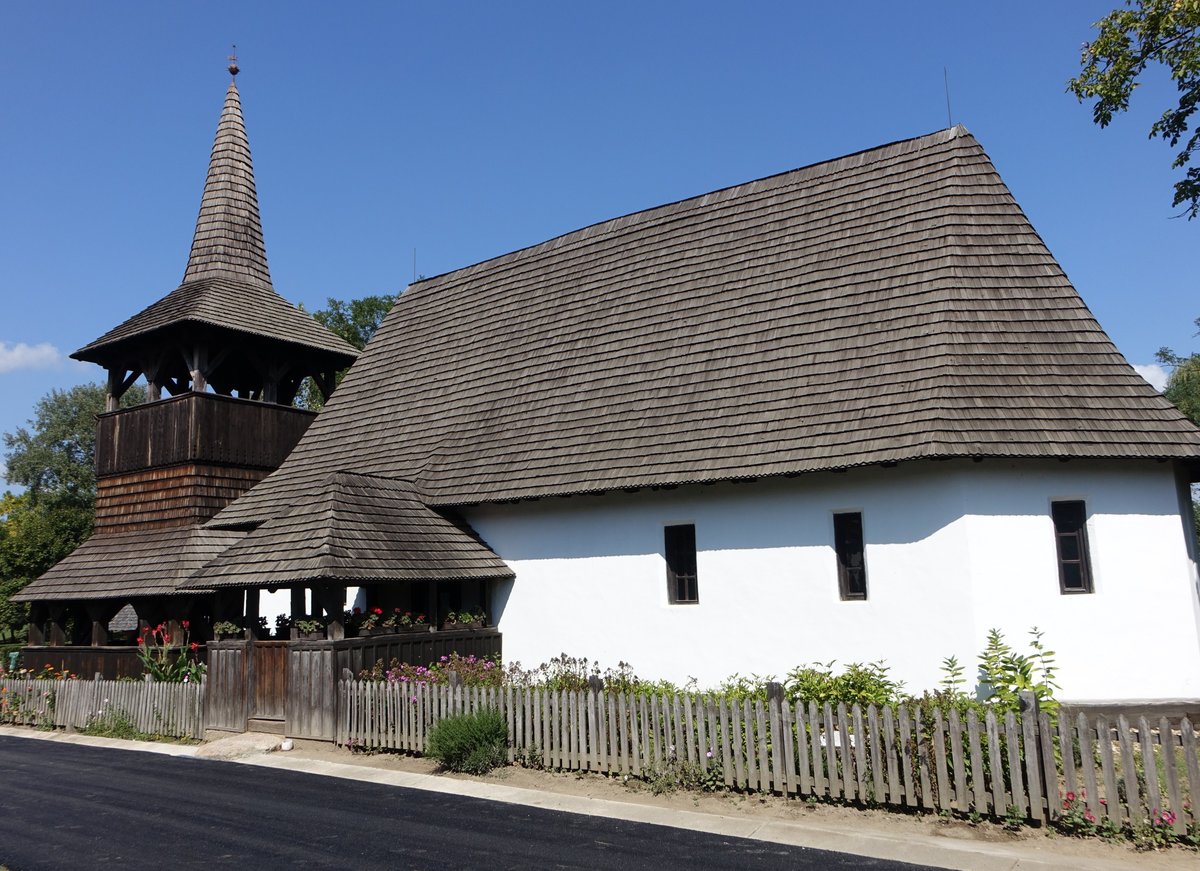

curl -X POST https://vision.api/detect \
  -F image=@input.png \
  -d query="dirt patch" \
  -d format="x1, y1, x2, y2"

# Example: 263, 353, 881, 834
278, 740, 1198, 868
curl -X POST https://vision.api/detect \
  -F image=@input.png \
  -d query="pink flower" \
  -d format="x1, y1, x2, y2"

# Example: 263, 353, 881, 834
1065, 791, 1076, 802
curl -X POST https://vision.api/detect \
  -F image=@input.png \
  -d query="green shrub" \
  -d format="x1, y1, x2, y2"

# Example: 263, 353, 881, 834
426, 708, 508, 774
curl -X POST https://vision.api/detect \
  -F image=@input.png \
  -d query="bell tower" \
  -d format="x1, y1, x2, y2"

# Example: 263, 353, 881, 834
14, 66, 358, 661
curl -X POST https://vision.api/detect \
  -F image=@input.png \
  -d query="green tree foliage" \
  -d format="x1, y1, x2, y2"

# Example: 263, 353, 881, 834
0, 382, 143, 635
1069, 0, 1200, 218
1155, 336, 1200, 538
1156, 321, 1200, 424
297, 294, 394, 410
0, 493, 92, 638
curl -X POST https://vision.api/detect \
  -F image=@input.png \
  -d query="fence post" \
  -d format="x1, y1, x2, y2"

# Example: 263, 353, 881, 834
1018, 690, 1046, 824
765, 682, 784, 705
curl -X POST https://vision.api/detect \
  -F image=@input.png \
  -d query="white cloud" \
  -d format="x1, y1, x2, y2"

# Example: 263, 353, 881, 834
0, 341, 61, 374
1133, 363, 1169, 392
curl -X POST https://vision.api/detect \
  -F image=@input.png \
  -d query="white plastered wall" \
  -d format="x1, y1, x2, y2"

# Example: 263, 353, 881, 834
464, 459, 1200, 702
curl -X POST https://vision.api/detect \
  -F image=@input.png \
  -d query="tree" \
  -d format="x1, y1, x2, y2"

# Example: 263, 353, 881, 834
1069, 0, 1200, 219
0, 493, 93, 640
297, 294, 395, 410
0, 382, 143, 636
3, 383, 141, 510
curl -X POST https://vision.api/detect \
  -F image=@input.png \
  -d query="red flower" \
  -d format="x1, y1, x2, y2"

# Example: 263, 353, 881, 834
181, 620, 190, 629
353, 607, 362, 615
136, 636, 143, 645
372, 607, 383, 615
190, 642, 199, 651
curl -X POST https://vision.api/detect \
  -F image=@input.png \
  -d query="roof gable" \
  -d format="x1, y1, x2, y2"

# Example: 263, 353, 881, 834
211, 127, 1200, 526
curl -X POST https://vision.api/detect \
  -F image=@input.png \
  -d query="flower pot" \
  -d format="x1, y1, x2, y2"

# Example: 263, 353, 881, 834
467, 620, 484, 630
363, 627, 388, 637
441, 622, 461, 631
291, 628, 324, 641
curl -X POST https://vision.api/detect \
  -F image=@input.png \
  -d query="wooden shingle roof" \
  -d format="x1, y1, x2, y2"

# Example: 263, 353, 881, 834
72, 80, 358, 366
211, 126, 1200, 528
10, 526, 242, 602
188, 472, 513, 588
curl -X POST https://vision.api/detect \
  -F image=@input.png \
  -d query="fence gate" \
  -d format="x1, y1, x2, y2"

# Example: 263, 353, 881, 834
205, 639, 290, 733
248, 641, 288, 727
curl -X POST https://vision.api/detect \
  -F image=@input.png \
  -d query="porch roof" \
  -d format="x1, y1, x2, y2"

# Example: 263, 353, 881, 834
11, 525, 241, 602
186, 472, 513, 589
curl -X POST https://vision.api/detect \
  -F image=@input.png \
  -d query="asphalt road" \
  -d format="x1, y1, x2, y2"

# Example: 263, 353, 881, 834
0, 736, 939, 870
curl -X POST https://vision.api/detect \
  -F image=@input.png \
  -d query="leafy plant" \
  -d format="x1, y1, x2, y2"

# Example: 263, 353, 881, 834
212, 620, 241, 637
939, 655, 965, 696
294, 618, 323, 634
976, 627, 1059, 711
784, 660, 903, 706
135, 622, 204, 683
426, 708, 508, 774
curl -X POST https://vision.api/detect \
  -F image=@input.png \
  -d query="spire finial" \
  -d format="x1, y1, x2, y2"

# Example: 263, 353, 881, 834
228, 45, 239, 79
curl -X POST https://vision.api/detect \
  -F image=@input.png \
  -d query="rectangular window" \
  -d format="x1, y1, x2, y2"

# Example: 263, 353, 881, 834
1052, 500, 1093, 594
664, 524, 698, 604
833, 512, 868, 600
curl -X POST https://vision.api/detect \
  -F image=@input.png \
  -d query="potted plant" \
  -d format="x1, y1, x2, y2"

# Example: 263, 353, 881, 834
467, 607, 487, 630
382, 608, 404, 633
441, 611, 462, 631
291, 617, 324, 640
360, 607, 386, 635
274, 613, 293, 638
343, 607, 363, 637
255, 615, 271, 640
212, 620, 242, 641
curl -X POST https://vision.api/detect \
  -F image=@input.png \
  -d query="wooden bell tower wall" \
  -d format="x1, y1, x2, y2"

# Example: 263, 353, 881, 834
93, 392, 315, 531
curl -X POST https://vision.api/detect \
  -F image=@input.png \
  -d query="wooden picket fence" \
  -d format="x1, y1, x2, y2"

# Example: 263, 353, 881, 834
339, 680, 1200, 831
0, 677, 205, 740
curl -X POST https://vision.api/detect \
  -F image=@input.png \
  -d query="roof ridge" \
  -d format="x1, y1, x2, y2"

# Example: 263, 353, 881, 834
181, 79, 273, 288
412, 127, 970, 290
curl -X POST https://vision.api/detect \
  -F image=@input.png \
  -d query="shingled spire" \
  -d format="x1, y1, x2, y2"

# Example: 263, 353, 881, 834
71, 68, 360, 408
181, 73, 273, 288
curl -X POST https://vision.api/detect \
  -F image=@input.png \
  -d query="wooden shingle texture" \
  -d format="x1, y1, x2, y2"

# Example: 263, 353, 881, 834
189, 472, 513, 588
12, 526, 242, 601
72, 81, 359, 365
211, 126, 1200, 528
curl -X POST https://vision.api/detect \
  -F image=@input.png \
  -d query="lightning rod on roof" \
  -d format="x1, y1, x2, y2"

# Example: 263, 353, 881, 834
228, 44, 239, 78
944, 67, 953, 129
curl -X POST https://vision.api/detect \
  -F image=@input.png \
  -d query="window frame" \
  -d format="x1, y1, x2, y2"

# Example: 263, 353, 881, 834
832, 510, 868, 601
664, 523, 699, 605
1051, 499, 1093, 595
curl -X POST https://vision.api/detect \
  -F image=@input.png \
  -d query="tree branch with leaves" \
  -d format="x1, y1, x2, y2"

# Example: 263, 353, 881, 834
1069, 0, 1200, 218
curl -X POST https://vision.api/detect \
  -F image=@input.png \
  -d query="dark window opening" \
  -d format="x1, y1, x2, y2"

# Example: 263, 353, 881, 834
1052, 500, 1093, 594
833, 512, 868, 600
665, 524, 699, 604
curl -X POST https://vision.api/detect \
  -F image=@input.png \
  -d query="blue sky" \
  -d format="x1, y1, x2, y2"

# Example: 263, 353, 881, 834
1, 1, 1195, 476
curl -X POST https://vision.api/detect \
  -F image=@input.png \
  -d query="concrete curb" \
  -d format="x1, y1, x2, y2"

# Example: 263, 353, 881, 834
0, 727, 1149, 870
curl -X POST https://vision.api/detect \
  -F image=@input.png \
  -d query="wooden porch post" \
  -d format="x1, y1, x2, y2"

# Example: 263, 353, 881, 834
27, 603, 46, 646
85, 602, 115, 647
314, 586, 346, 640
290, 587, 306, 619
245, 588, 260, 640
46, 604, 67, 647
427, 581, 439, 630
